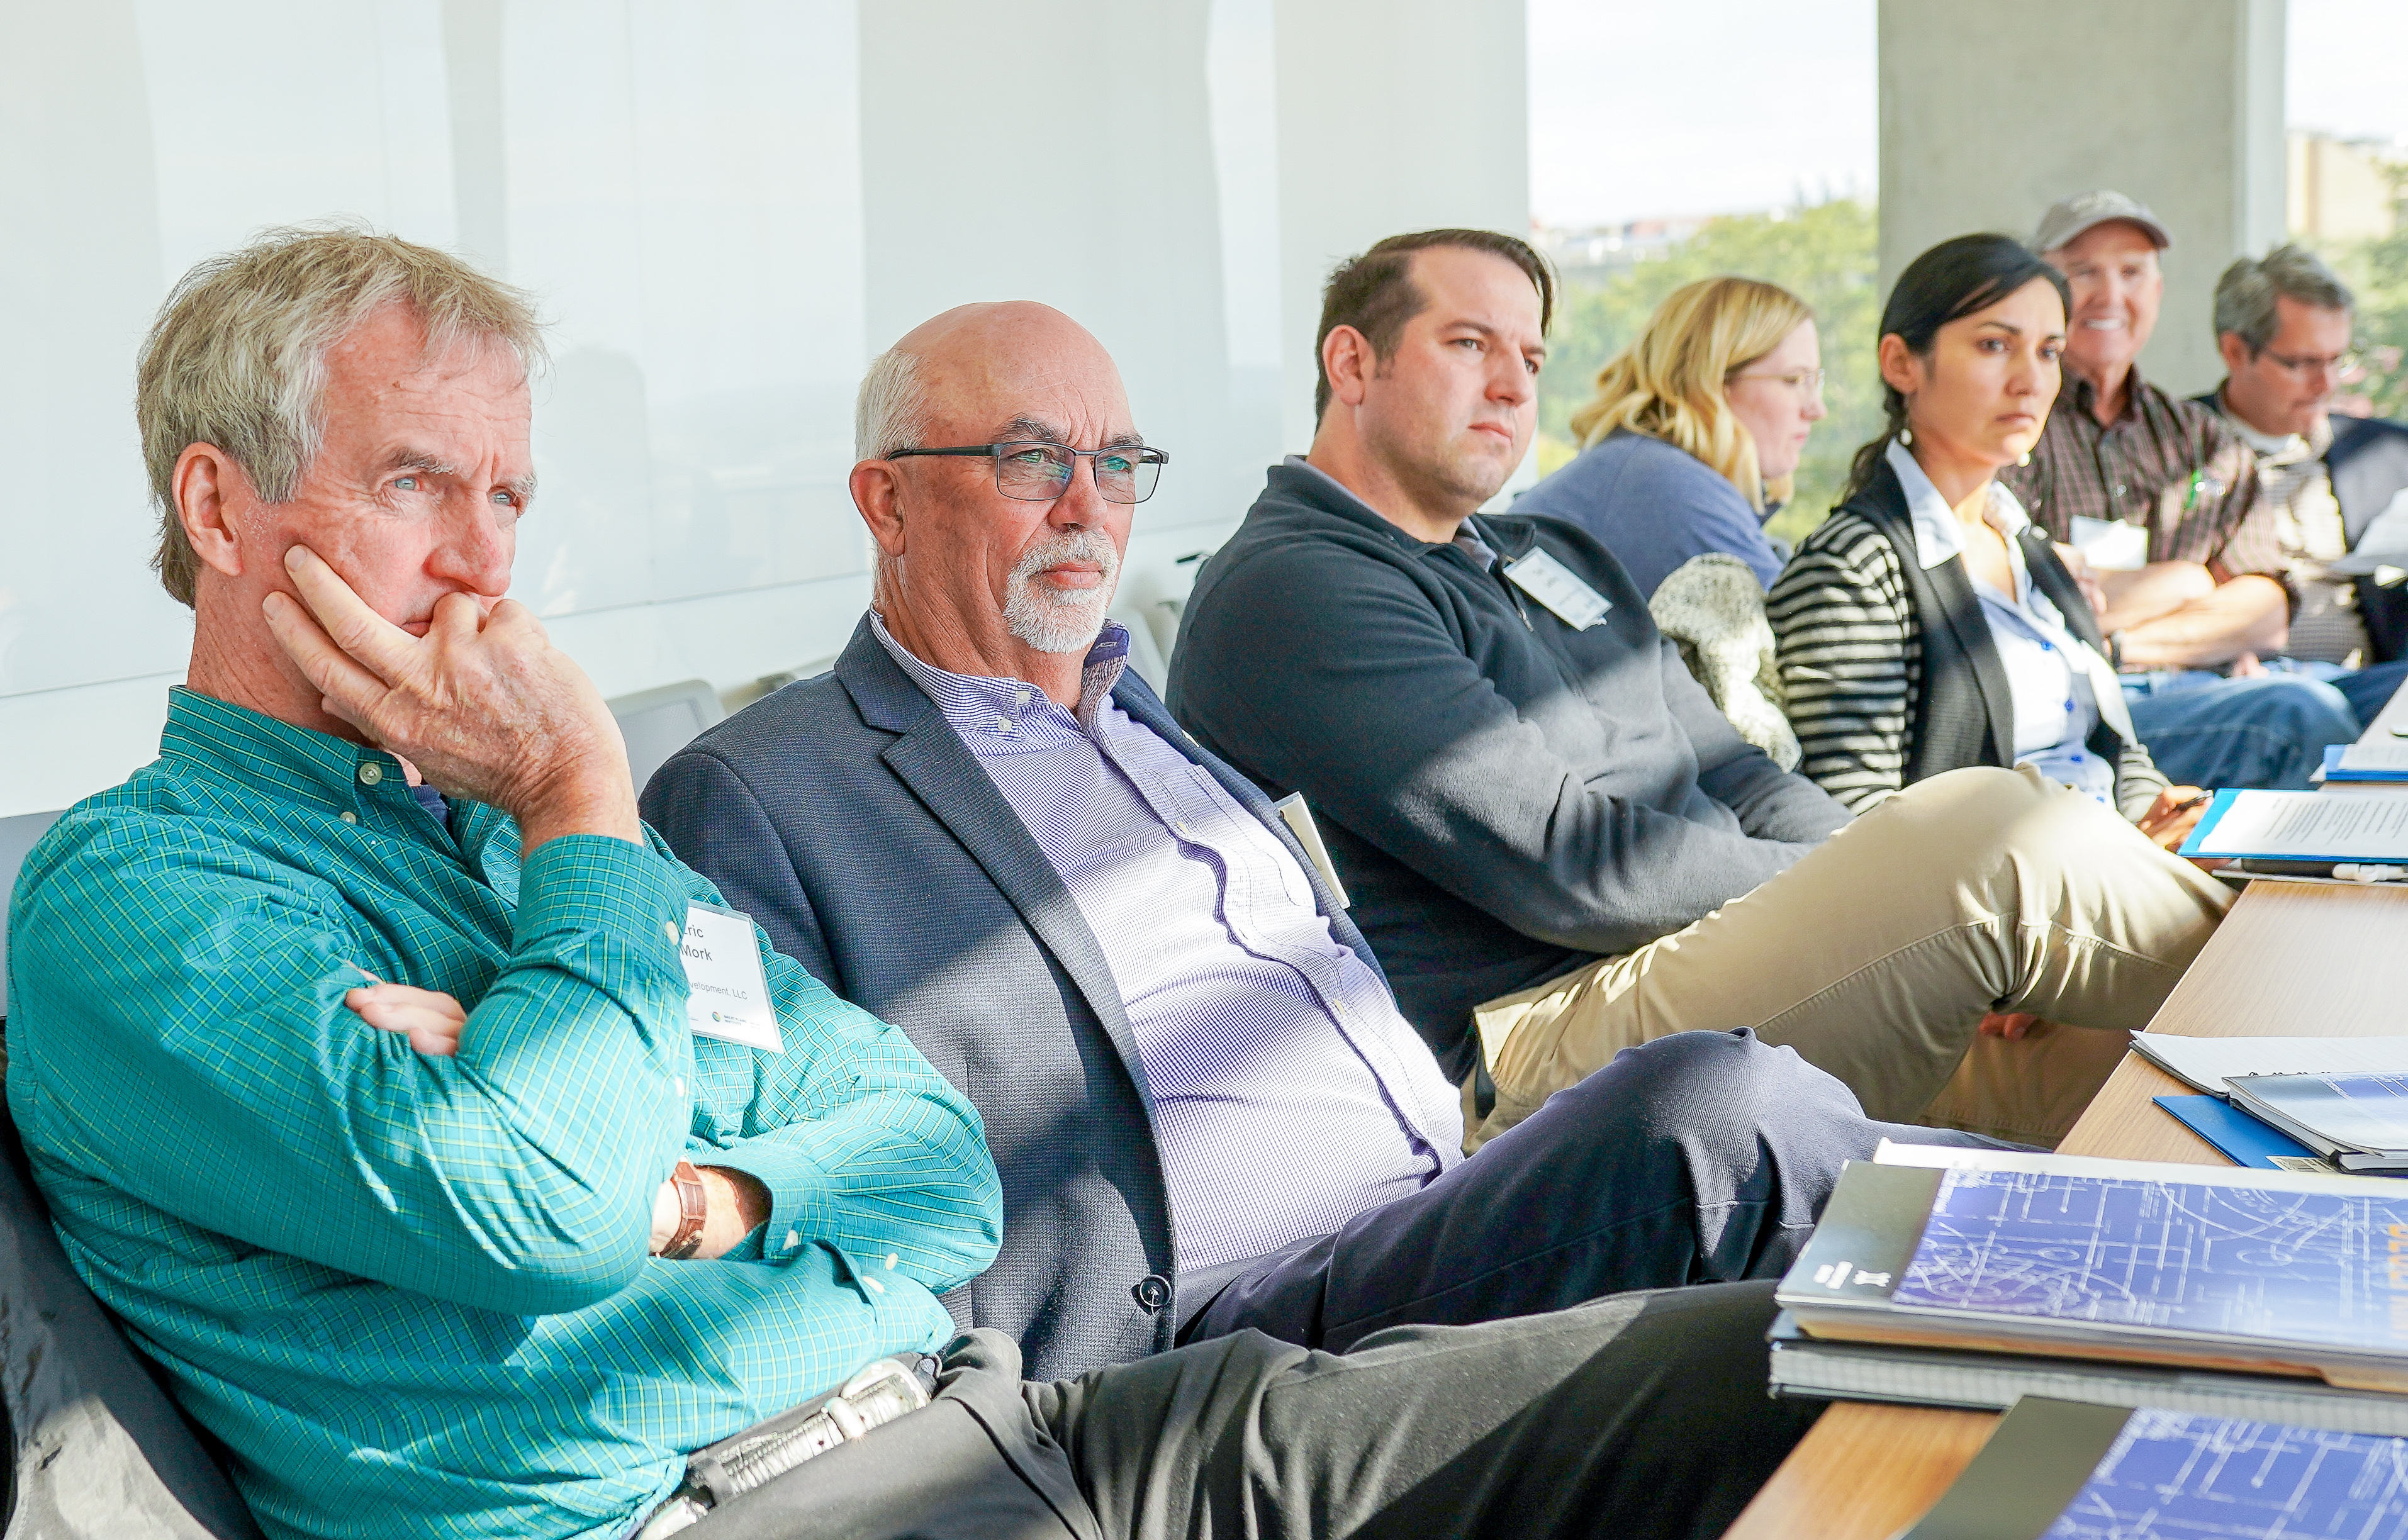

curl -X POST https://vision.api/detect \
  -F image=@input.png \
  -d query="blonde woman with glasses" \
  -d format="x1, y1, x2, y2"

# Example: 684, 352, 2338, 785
1516, 276, 1827, 598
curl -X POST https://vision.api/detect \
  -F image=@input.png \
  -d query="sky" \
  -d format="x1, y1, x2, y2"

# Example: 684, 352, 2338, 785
1526, 0, 1876, 228
1526, 0, 2408, 230
2289, 0, 2408, 146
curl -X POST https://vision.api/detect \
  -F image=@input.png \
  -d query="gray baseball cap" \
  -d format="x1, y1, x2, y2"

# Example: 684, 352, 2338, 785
2032, 190, 2171, 255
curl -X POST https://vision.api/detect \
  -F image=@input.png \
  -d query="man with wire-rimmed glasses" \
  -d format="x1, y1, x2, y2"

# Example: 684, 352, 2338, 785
643, 298, 1946, 1538
2193, 243, 2408, 726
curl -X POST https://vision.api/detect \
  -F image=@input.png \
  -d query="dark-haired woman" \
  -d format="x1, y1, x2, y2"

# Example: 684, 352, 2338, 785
1768, 234, 2206, 847
1766, 234, 2217, 1139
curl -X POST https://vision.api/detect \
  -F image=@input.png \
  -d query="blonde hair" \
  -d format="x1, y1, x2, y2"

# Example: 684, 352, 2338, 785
137, 222, 546, 606
1566, 276, 1813, 511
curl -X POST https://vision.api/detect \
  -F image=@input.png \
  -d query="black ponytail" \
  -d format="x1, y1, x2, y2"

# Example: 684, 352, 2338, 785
1841, 233, 2073, 503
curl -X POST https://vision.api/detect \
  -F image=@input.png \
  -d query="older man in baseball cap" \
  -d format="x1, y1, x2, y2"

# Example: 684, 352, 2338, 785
1998, 190, 2361, 790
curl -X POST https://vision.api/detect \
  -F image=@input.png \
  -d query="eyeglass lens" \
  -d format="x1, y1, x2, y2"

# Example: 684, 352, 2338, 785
995, 444, 1163, 505
1733, 369, 1825, 401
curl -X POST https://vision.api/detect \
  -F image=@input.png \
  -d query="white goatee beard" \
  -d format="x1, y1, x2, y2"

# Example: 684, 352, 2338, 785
1003, 530, 1121, 654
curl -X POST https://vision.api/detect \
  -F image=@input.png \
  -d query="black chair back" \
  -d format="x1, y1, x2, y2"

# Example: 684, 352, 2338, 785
0, 1100, 260, 1537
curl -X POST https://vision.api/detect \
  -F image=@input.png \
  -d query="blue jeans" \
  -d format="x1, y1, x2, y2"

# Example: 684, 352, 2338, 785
2120, 659, 2408, 790
2268, 657, 2408, 728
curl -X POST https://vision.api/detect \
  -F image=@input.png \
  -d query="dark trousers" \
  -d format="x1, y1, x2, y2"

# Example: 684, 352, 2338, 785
1194, 1028, 2005, 1351
680, 1280, 1817, 1540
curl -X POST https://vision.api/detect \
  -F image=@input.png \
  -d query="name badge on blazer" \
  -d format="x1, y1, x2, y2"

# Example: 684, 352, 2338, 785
1504, 549, 1612, 630
1272, 792, 1352, 909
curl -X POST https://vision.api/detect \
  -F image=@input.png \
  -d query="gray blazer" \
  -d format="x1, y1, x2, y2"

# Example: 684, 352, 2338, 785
639, 616, 1379, 1380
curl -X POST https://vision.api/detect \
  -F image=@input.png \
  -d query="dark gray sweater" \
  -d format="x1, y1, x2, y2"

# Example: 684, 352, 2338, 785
1167, 460, 1851, 1078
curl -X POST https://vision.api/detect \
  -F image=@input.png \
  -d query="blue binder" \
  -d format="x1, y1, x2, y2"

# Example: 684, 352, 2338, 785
2153, 1093, 2319, 1169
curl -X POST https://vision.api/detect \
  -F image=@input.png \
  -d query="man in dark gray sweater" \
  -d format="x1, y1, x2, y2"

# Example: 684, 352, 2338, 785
1168, 230, 2233, 1148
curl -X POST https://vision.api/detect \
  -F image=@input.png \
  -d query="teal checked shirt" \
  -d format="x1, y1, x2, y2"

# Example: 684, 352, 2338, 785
3, 689, 1003, 1540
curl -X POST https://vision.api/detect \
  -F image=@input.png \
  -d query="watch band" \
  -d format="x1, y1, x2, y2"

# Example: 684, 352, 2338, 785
660, 1159, 710, 1260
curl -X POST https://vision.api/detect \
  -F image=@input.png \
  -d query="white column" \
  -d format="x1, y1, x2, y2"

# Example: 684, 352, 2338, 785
1271, 0, 1531, 453
1877, 0, 2285, 396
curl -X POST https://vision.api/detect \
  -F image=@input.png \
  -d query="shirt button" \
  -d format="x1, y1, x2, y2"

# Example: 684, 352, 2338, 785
339, 810, 359, 825
994, 714, 1011, 734
357, 762, 384, 786
1016, 689, 1031, 705
863, 1275, 886, 1295
885, 1253, 900, 1270
1132, 1274, 1172, 1314
784, 1228, 801, 1253
664, 921, 681, 942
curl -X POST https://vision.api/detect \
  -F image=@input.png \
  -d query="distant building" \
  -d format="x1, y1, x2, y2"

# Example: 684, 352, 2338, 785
2288, 131, 2398, 242
1532, 216, 1707, 284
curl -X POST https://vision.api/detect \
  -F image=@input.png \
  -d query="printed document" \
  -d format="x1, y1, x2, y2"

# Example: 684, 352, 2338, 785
2183, 789, 2408, 861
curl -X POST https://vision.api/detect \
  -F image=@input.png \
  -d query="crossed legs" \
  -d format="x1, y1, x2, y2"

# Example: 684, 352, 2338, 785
1469, 766, 2234, 1146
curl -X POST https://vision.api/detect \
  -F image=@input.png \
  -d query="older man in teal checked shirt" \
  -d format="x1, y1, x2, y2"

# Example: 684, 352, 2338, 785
6, 225, 1829, 1540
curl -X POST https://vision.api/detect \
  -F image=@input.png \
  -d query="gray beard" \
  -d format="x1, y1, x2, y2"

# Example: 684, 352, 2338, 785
1003, 530, 1121, 654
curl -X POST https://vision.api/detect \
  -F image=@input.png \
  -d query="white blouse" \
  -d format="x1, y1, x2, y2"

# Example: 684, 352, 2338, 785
1890, 442, 2127, 806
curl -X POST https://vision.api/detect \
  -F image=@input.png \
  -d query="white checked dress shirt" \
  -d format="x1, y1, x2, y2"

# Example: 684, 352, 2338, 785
871, 613, 1462, 1271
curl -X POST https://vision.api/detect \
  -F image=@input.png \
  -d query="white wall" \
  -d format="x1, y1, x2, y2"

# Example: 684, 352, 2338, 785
0, 0, 1527, 820
1878, 0, 2286, 399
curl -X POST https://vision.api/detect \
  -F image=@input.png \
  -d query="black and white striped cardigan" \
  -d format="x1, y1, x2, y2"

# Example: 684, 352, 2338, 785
1766, 457, 2166, 822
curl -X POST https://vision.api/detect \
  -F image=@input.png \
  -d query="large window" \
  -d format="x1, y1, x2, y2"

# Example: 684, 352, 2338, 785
1525, 0, 1876, 541
2288, 0, 2408, 419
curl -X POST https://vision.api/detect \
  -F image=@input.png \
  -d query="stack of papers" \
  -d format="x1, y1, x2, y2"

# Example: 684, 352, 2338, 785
2132, 1037, 2408, 1173
1774, 1144, 2408, 1413
2179, 788, 2408, 867
2322, 741, 2408, 782
2226, 1073, 2408, 1172
2131, 1034, 2408, 1094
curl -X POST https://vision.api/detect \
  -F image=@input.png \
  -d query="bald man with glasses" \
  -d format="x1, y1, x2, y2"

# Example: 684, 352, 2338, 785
644, 301, 2026, 1536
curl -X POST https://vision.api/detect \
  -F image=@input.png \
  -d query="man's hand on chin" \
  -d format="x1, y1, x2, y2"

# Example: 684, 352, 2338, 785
260, 545, 643, 852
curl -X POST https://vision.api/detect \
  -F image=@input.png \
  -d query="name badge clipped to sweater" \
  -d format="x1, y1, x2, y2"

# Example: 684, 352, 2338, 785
1503, 549, 1612, 630
679, 900, 783, 1052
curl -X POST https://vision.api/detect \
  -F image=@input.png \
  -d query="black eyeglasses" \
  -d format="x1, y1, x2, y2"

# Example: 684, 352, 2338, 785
887, 441, 1169, 505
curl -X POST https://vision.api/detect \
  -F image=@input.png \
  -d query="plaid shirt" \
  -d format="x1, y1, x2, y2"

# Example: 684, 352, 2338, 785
4, 688, 1000, 1540
1998, 364, 2284, 581
2200, 394, 2366, 663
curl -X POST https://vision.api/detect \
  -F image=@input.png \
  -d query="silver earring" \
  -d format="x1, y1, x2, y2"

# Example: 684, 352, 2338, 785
2018, 450, 2032, 467
1898, 427, 1912, 445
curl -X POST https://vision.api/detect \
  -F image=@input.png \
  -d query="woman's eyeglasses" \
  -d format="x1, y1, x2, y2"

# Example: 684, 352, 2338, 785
1727, 367, 1827, 403
886, 442, 1170, 505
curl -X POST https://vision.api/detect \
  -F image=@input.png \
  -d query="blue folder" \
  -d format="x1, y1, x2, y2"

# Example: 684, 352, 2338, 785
2152, 1094, 2319, 1169
2322, 744, 2408, 783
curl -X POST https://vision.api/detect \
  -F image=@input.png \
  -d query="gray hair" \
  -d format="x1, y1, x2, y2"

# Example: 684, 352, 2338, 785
2214, 243, 2355, 355
137, 222, 546, 606
854, 347, 931, 460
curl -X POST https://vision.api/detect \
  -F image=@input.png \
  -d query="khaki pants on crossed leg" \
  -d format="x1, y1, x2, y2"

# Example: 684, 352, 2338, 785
1467, 766, 2234, 1150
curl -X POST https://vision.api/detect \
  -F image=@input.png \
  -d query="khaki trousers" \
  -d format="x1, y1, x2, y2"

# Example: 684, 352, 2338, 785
1467, 766, 2234, 1149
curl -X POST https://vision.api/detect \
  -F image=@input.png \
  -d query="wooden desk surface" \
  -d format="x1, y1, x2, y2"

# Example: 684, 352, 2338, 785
2366, 678, 2408, 742
1723, 880, 2408, 1540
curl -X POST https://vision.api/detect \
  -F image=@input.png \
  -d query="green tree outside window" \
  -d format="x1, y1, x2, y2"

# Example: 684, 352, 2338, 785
1535, 199, 1879, 548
